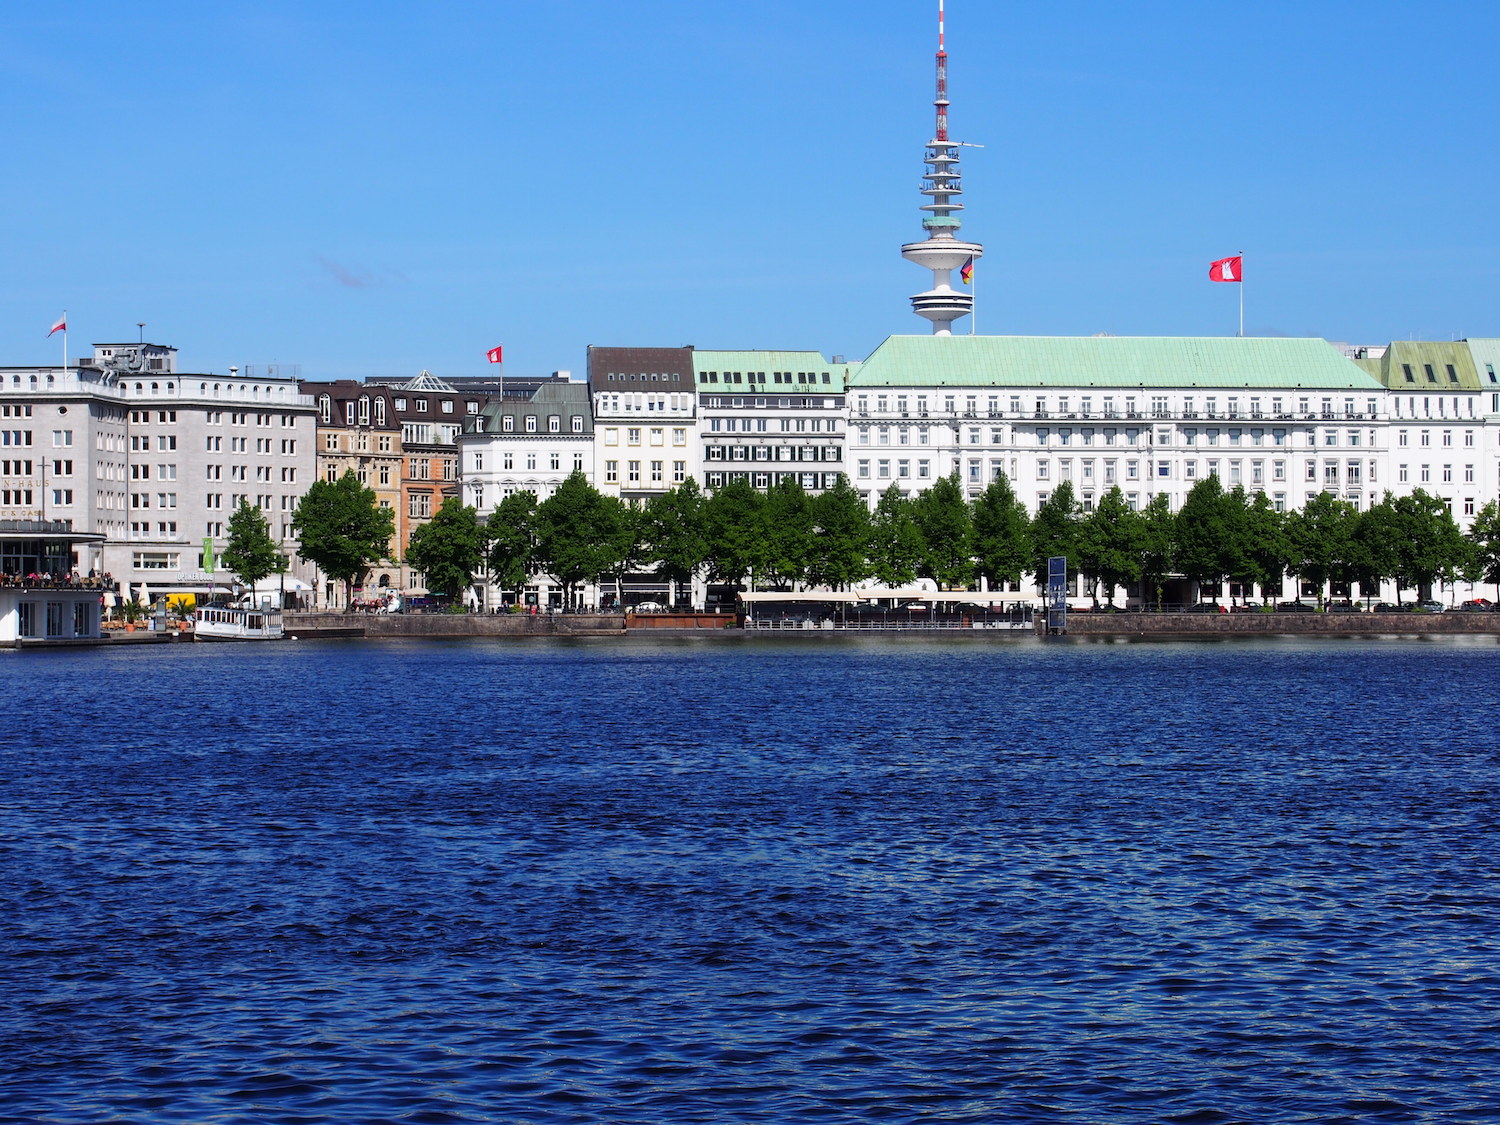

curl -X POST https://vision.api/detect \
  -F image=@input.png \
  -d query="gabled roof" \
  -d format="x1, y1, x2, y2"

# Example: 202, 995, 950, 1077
848, 335, 1381, 391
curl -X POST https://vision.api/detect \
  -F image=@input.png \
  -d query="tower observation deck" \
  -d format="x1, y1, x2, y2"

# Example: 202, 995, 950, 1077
902, 1, 982, 335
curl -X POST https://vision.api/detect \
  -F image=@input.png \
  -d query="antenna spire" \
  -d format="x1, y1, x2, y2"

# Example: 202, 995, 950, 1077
935, 0, 949, 142
901, 0, 983, 335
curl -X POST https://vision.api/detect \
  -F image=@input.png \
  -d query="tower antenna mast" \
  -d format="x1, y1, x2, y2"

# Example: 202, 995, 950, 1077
902, 1, 983, 336
935, 0, 948, 142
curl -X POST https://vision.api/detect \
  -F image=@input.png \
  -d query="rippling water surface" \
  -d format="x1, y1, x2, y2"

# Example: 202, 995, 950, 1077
3, 635, 1499, 1123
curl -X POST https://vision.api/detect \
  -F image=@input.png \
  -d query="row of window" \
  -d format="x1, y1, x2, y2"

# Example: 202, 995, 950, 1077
601, 461, 688, 485
601, 426, 688, 446
856, 393, 1395, 420
474, 452, 587, 473
318, 396, 480, 425
703, 471, 843, 489
704, 446, 841, 462
475, 414, 585, 434
707, 417, 835, 433
698, 371, 835, 386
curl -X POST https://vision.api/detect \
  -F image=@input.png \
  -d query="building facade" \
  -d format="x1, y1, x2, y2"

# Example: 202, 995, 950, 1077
694, 350, 849, 494
1, 344, 317, 602
586, 346, 697, 504
300, 379, 406, 600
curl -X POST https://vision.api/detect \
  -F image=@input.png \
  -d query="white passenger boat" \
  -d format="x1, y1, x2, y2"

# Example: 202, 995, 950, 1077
193, 602, 285, 641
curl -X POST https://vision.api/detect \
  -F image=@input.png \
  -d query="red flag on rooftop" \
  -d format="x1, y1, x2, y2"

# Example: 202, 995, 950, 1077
486, 345, 503, 364
1208, 256, 1242, 283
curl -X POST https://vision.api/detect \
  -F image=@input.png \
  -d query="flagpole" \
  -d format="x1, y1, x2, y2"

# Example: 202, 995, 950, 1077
62, 310, 68, 373
970, 266, 976, 335
1238, 252, 1244, 338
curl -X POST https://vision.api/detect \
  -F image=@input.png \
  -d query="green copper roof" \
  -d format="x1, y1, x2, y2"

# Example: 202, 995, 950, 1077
1354, 340, 1483, 391
692, 350, 851, 394
1464, 339, 1500, 390
848, 335, 1381, 391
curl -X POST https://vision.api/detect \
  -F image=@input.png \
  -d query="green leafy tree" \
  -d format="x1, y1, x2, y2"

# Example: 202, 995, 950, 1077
405, 497, 485, 599
292, 471, 396, 607
867, 484, 924, 588
1286, 492, 1361, 606
807, 475, 871, 590
1217, 486, 1259, 600
1241, 491, 1291, 604
600, 498, 649, 608
1467, 500, 1500, 600
1375, 489, 1470, 603
761, 477, 815, 587
911, 474, 974, 588
644, 479, 710, 604
703, 479, 769, 589
1030, 481, 1079, 593
971, 474, 1031, 592
1175, 476, 1233, 595
533, 472, 626, 609
222, 499, 284, 590
1076, 486, 1144, 606
486, 491, 538, 597
1139, 493, 1176, 610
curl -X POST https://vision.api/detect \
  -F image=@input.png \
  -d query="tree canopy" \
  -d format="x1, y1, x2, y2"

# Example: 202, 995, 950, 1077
533, 472, 627, 607
222, 499, 284, 589
486, 491, 539, 594
292, 471, 395, 603
405, 497, 485, 598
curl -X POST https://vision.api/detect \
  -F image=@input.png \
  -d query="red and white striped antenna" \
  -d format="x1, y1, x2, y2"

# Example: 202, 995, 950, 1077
935, 0, 949, 142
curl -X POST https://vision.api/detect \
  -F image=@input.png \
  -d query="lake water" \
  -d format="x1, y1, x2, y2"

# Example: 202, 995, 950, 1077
3, 635, 1499, 1124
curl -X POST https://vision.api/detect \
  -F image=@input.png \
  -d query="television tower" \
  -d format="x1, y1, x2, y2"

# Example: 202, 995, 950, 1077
902, 0, 983, 335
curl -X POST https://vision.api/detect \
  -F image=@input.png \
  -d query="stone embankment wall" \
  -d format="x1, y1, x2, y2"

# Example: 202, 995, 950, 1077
1052, 612, 1500, 636
285, 612, 625, 639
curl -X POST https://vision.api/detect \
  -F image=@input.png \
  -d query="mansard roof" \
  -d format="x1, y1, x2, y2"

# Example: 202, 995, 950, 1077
1353, 340, 1483, 391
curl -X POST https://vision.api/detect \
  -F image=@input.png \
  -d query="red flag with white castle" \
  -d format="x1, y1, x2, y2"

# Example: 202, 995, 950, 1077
486, 345, 503, 364
1208, 256, 1242, 283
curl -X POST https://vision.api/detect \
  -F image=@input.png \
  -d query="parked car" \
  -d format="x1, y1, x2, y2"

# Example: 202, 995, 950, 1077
1458, 599, 1495, 612
1185, 601, 1224, 613
631, 601, 668, 613
1372, 602, 1405, 613
1276, 601, 1315, 613
1326, 600, 1362, 613
1415, 600, 1446, 613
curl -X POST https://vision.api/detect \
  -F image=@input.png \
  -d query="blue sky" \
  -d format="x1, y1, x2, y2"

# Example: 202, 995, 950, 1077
4, 1, 1494, 381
